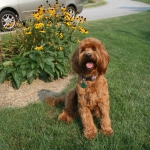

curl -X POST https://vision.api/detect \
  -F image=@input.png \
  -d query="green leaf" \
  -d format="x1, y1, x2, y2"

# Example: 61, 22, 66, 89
0, 69, 7, 83
13, 71, 23, 89
31, 62, 36, 69
56, 64, 64, 73
3, 61, 13, 67
40, 62, 45, 69
21, 70, 27, 77
27, 70, 34, 78
7, 67, 16, 74
44, 65, 54, 80
42, 57, 54, 67
29, 52, 40, 61
28, 76, 36, 84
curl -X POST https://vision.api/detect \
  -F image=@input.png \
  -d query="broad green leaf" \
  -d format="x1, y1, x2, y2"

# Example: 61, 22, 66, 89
27, 70, 34, 78
3, 61, 13, 67
13, 71, 23, 89
28, 76, 36, 84
40, 62, 45, 69
7, 67, 16, 74
44, 65, 54, 80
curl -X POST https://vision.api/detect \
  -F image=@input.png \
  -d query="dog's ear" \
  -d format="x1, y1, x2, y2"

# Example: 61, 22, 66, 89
98, 45, 110, 74
71, 47, 81, 74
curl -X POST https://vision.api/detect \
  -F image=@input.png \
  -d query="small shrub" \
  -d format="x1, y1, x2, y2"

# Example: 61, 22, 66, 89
0, 1, 88, 89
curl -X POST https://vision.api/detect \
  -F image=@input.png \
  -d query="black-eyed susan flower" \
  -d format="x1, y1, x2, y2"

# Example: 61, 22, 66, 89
78, 39, 81, 43
71, 25, 77, 30
55, 23, 60, 26
61, 7, 66, 12
49, 42, 53, 46
65, 22, 71, 26
47, 8, 55, 16
54, 3, 59, 8
55, 14, 59, 18
59, 33, 63, 38
24, 27, 30, 31
25, 31, 32, 35
34, 22, 44, 29
39, 29, 46, 33
84, 30, 88, 34
58, 46, 63, 51
34, 46, 43, 51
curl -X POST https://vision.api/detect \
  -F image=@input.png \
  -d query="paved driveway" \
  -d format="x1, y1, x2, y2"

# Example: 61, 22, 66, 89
80, 0, 150, 21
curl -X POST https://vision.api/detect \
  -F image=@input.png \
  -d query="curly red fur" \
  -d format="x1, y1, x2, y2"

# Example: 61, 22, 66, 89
45, 37, 113, 139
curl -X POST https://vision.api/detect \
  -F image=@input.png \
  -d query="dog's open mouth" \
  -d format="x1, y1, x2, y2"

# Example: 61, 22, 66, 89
86, 62, 94, 69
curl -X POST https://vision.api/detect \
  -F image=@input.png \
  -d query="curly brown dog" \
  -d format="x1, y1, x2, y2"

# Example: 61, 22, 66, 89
45, 37, 113, 139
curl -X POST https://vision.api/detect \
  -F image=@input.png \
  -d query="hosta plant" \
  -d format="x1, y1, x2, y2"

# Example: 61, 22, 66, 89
0, 1, 88, 89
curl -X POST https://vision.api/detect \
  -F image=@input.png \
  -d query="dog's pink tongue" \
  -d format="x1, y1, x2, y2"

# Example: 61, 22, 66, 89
86, 62, 93, 69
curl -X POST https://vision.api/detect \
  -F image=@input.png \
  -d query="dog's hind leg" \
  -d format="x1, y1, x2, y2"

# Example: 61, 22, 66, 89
58, 88, 79, 123
45, 95, 65, 106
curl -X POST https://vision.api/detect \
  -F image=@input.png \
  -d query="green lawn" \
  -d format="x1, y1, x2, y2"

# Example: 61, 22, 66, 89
135, 0, 150, 4
82, 0, 106, 8
0, 11, 150, 150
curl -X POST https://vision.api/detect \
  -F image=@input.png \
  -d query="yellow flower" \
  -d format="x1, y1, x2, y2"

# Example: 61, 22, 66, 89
32, 12, 43, 20
78, 39, 81, 43
84, 30, 88, 34
39, 5, 44, 11
47, 8, 55, 15
55, 14, 59, 18
65, 22, 71, 26
71, 25, 77, 30
34, 46, 43, 51
46, 23, 52, 27
61, 7, 66, 12
34, 23, 44, 29
54, 3, 59, 8
55, 23, 60, 26
58, 46, 63, 51
25, 31, 31, 35
24, 27, 30, 31
49, 42, 53, 46
59, 33, 63, 39
79, 27, 88, 34
39, 29, 46, 33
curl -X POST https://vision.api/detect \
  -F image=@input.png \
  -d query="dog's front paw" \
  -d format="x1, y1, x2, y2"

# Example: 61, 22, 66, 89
100, 128, 113, 136
84, 126, 97, 139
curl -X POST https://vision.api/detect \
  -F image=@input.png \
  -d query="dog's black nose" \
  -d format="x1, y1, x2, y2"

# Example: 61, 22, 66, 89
85, 53, 92, 58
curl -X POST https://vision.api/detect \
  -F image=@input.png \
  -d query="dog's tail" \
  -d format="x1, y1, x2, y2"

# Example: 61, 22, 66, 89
45, 95, 65, 106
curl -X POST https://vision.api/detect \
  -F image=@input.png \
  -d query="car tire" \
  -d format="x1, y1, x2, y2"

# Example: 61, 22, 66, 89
66, 6, 76, 17
0, 10, 18, 31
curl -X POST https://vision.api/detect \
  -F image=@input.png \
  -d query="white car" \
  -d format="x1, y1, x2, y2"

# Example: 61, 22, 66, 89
0, 0, 83, 31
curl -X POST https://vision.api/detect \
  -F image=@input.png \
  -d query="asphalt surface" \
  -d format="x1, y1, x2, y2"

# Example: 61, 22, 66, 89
79, 0, 150, 21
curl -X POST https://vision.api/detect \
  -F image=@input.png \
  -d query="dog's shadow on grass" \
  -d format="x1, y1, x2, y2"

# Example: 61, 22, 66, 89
37, 89, 61, 102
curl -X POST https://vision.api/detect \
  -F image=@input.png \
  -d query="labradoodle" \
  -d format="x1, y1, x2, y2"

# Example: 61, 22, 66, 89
45, 37, 113, 139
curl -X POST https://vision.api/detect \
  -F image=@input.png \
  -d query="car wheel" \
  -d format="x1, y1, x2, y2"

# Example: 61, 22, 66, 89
66, 6, 76, 17
0, 10, 17, 31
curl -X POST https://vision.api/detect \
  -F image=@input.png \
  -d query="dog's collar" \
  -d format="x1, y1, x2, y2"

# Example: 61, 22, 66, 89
82, 75, 97, 81
81, 75, 97, 89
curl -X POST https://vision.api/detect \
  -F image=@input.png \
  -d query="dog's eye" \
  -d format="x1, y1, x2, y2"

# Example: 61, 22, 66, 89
81, 49, 85, 53
93, 47, 96, 51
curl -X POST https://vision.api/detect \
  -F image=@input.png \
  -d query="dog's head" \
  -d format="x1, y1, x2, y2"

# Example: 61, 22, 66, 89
71, 37, 110, 76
